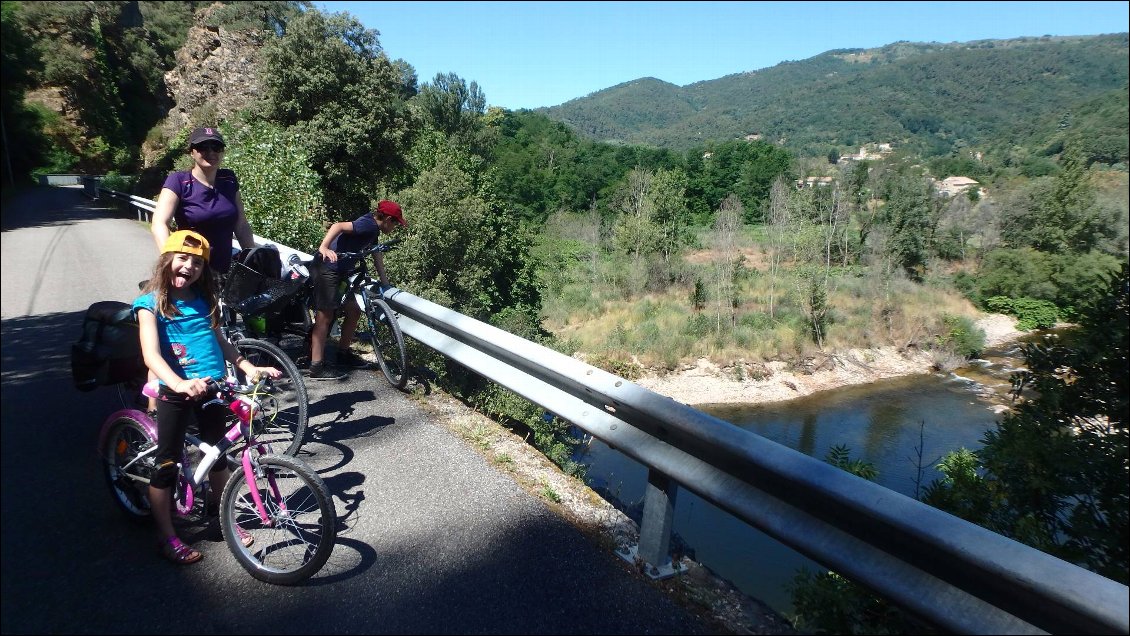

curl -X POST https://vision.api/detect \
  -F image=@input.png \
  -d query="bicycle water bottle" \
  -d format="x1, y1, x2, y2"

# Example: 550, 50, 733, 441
193, 442, 222, 483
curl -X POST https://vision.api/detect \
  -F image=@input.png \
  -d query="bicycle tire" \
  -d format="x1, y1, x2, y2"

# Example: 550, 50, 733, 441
101, 415, 156, 520
364, 295, 408, 389
220, 453, 336, 585
231, 338, 309, 456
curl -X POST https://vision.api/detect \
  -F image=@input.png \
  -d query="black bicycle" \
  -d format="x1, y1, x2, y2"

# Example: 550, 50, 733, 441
217, 274, 310, 456
233, 240, 409, 390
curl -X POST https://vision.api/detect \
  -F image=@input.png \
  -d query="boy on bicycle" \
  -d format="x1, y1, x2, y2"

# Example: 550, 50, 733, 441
307, 200, 406, 379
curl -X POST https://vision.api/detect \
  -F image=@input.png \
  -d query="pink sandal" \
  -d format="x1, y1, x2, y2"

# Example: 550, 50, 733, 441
234, 525, 254, 548
159, 536, 202, 565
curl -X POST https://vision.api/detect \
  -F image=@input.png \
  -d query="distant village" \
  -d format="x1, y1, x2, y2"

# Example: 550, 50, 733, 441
795, 141, 985, 198
703, 135, 989, 200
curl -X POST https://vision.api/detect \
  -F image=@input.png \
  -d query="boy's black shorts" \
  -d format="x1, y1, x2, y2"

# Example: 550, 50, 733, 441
309, 259, 347, 312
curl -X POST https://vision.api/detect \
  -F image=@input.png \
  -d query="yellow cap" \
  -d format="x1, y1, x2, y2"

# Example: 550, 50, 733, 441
162, 230, 211, 263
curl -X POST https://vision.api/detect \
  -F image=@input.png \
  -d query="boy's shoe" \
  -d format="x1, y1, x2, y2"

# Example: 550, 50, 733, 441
308, 361, 347, 380
335, 348, 370, 369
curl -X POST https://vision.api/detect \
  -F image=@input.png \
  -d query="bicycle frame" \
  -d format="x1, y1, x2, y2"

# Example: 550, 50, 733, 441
98, 379, 282, 523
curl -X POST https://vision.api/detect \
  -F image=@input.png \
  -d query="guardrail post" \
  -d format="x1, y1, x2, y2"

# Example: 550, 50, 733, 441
617, 468, 681, 580
81, 176, 100, 200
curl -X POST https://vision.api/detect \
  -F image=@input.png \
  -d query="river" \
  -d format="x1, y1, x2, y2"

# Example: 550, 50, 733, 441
574, 341, 1027, 617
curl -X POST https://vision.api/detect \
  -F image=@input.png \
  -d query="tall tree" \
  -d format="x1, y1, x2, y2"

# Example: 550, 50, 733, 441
18, 0, 173, 170
204, 0, 308, 35
765, 177, 795, 319
879, 174, 937, 280
649, 167, 691, 263
712, 194, 742, 331
1, 0, 49, 183
391, 150, 540, 321
415, 72, 485, 141
999, 145, 1122, 255
260, 9, 418, 213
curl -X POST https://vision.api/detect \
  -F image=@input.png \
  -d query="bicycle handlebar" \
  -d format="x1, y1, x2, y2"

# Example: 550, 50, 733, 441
330, 238, 402, 261
202, 376, 272, 405
285, 239, 401, 274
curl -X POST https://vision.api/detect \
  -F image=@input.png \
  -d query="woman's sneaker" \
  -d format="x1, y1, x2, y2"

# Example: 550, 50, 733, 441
308, 360, 347, 380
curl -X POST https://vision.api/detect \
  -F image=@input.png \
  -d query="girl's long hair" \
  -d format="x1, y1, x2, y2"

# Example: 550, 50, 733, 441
140, 253, 221, 328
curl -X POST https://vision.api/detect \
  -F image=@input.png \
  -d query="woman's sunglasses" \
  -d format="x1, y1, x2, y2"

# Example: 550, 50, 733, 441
193, 142, 225, 153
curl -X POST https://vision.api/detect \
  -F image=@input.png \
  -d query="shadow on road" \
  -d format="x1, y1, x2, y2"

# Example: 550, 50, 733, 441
1, 185, 136, 232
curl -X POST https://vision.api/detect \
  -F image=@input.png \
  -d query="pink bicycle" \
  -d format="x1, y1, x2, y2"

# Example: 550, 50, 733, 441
98, 376, 336, 584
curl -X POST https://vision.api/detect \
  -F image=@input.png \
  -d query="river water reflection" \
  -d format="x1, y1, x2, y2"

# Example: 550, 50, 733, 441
575, 362, 1018, 617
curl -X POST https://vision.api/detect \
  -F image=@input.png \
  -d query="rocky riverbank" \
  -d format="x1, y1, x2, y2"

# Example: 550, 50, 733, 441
634, 314, 1025, 407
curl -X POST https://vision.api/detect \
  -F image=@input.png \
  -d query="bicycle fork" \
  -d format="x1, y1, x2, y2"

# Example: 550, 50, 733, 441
240, 447, 287, 526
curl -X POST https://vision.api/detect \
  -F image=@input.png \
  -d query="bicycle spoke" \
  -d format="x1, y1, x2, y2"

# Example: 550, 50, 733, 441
221, 455, 334, 584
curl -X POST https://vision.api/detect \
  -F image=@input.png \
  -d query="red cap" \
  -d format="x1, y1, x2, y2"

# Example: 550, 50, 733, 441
376, 200, 406, 226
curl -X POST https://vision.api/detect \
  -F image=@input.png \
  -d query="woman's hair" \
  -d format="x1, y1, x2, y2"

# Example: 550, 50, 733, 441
140, 252, 221, 328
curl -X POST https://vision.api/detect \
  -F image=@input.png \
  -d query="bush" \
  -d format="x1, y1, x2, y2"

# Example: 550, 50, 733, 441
976, 248, 1056, 302
218, 119, 329, 253
985, 296, 1059, 331
100, 171, 135, 193
937, 314, 985, 358
683, 313, 713, 338
690, 278, 706, 311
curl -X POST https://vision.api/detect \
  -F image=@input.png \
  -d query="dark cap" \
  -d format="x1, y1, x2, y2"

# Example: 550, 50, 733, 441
188, 127, 225, 148
376, 200, 406, 226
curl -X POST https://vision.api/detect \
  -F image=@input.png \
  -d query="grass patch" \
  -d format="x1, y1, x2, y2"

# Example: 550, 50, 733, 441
539, 480, 562, 503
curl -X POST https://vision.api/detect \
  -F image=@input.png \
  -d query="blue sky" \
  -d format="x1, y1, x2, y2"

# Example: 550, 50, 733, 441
315, 1, 1129, 110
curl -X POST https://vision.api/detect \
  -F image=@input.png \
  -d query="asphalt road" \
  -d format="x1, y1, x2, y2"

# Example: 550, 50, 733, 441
0, 186, 712, 634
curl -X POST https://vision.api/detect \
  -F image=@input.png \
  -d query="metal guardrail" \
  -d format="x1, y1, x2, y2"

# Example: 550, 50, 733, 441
381, 288, 1128, 635
40, 173, 86, 186
87, 180, 1129, 634
80, 178, 301, 259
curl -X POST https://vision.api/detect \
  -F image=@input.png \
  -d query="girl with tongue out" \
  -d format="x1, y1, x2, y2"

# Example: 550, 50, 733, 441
133, 230, 281, 565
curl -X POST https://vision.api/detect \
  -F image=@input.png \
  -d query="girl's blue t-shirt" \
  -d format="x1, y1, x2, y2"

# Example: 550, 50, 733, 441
133, 292, 225, 384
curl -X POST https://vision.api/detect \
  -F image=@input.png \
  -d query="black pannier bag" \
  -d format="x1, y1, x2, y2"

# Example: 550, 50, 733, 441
71, 301, 145, 391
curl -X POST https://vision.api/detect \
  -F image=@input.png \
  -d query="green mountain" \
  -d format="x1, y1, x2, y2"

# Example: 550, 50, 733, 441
540, 34, 1130, 158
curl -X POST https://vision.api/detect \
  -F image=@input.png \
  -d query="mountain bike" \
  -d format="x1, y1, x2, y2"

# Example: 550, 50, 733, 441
237, 240, 409, 390
99, 376, 336, 585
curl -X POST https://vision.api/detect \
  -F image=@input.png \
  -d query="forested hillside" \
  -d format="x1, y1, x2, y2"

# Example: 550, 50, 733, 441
543, 34, 1130, 161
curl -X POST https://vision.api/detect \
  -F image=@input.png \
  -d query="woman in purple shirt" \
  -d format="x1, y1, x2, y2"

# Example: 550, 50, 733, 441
151, 127, 255, 274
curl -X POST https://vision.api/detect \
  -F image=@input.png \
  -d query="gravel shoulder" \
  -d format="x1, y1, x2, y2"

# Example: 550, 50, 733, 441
418, 391, 798, 635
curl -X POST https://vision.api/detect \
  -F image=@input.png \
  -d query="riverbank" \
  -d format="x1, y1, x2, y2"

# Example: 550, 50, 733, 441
634, 313, 1026, 406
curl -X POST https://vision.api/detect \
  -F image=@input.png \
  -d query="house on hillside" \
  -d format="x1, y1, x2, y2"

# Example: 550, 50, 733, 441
837, 143, 894, 164
796, 176, 834, 189
935, 176, 980, 197
744, 133, 763, 141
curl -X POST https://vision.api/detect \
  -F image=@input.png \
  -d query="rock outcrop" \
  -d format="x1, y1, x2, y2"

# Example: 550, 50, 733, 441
141, 4, 266, 169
